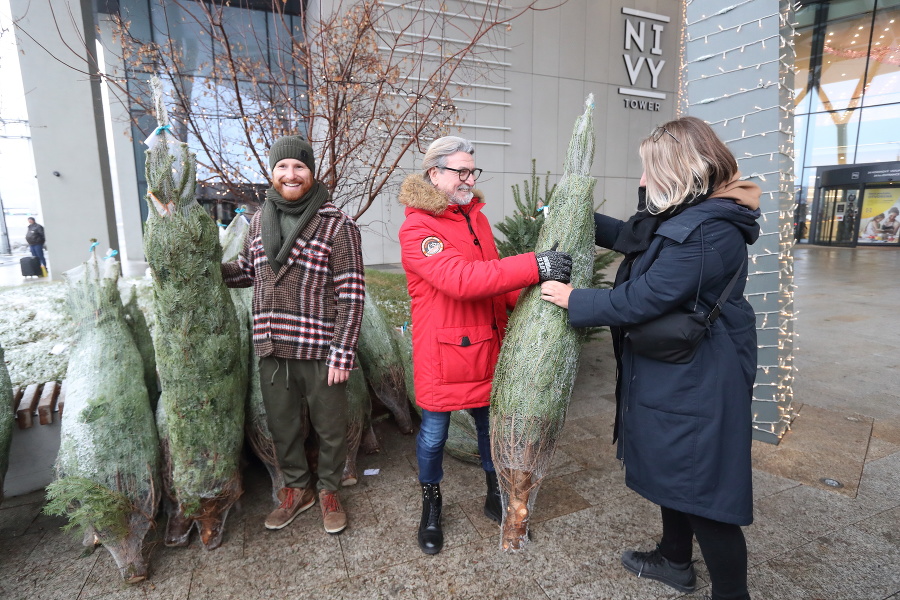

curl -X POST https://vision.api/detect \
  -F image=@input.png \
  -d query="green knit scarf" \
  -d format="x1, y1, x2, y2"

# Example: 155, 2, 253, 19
262, 181, 330, 273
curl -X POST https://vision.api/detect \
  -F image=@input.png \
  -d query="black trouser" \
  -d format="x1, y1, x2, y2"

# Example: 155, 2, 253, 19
658, 506, 751, 600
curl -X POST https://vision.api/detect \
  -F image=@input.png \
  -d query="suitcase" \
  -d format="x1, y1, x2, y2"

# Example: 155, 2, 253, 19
20, 256, 42, 277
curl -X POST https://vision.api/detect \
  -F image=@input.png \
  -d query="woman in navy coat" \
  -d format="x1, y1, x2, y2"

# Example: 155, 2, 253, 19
541, 117, 761, 600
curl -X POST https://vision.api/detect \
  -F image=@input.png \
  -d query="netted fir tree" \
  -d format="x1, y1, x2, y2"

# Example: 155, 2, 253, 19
490, 95, 597, 551
341, 367, 372, 486
143, 76, 246, 550
44, 250, 160, 583
357, 296, 412, 434
121, 285, 158, 409
219, 214, 285, 504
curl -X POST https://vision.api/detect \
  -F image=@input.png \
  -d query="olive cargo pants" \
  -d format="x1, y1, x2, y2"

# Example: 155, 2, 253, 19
258, 357, 348, 491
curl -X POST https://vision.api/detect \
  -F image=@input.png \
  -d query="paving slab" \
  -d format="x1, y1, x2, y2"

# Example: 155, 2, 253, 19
751, 403, 873, 497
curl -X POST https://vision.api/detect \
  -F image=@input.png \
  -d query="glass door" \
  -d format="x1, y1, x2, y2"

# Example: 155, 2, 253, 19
813, 187, 860, 246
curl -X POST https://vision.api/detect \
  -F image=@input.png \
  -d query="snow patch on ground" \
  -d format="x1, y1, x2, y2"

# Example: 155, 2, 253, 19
0, 276, 155, 388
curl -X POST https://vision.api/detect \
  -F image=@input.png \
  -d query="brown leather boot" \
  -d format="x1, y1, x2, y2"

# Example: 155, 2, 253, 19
319, 489, 347, 534
264, 487, 315, 530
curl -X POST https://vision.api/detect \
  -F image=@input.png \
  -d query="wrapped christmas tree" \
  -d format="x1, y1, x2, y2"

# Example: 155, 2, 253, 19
358, 297, 413, 433
0, 342, 14, 506
341, 367, 371, 486
143, 76, 246, 549
220, 213, 286, 502
121, 285, 158, 408
490, 95, 596, 550
44, 250, 160, 582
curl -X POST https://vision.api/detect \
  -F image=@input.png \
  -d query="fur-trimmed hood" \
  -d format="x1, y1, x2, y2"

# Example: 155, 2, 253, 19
398, 174, 484, 215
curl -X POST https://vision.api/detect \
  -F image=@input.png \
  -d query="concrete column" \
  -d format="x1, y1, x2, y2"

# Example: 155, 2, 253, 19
97, 13, 145, 263
683, 1, 797, 443
9, 0, 118, 278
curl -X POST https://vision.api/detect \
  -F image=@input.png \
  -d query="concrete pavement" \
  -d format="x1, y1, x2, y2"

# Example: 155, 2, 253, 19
0, 245, 898, 599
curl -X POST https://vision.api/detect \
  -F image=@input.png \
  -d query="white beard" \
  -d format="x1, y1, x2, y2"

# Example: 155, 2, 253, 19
449, 187, 474, 205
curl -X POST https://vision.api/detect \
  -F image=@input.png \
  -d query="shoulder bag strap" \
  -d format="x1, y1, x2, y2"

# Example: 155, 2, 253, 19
706, 268, 743, 325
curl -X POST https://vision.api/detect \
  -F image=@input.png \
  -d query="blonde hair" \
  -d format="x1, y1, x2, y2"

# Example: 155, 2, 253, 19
639, 116, 738, 214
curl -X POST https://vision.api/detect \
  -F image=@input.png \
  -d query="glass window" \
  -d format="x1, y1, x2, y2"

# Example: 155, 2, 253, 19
855, 104, 900, 162
828, 0, 877, 20
268, 12, 304, 82
150, 2, 216, 77
805, 109, 861, 165
794, 113, 810, 182
814, 13, 874, 112
862, 9, 900, 105
794, 26, 815, 113
221, 6, 270, 68
795, 4, 818, 28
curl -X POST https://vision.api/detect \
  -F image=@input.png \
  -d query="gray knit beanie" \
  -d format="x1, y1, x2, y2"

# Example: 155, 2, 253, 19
268, 135, 316, 176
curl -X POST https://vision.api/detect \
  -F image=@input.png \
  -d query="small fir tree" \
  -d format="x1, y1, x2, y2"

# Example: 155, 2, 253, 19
495, 160, 555, 258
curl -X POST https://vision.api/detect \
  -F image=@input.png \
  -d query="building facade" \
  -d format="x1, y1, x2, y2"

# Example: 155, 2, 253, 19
794, 0, 900, 246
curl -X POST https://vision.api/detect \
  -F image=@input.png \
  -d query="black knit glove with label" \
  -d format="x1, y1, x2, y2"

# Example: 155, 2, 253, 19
535, 250, 572, 283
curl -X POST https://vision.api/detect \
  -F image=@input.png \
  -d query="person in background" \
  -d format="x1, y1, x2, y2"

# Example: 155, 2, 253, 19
864, 213, 885, 238
222, 135, 365, 535
541, 117, 761, 600
25, 217, 47, 268
398, 135, 572, 555
880, 206, 899, 236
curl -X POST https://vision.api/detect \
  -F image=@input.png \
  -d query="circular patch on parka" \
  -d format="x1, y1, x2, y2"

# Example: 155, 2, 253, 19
421, 236, 444, 257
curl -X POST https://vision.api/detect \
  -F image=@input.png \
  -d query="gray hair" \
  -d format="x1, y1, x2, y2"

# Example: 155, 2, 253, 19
421, 136, 475, 176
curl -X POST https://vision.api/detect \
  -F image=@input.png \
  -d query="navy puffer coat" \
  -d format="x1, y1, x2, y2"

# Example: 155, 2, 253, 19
568, 198, 760, 525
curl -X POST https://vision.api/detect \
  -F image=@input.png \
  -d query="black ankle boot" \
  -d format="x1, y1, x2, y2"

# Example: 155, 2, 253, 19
417, 483, 443, 554
483, 470, 502, 523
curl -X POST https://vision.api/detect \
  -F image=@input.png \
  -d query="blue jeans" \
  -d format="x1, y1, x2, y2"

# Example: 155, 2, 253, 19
417, 406, 494, 484
29, 244, 46, 267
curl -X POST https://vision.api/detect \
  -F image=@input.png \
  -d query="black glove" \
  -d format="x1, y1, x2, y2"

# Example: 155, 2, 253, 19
535, 249, 572, 283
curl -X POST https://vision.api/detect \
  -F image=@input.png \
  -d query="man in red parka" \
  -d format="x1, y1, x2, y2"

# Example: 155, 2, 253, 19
398, 136, 572, 554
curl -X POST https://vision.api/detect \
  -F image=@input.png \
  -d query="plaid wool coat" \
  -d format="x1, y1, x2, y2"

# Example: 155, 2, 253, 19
222, 202, 365, 370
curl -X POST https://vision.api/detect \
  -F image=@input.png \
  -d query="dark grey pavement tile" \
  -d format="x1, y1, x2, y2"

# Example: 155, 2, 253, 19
561, 566, 689, 600
26, 523, 94, 565
750, 404, 872, 498
0, 501, 43, 538
754, 481, 895, 540
520, 476, 591, 525
318, 561, 433, 600
851, 506, 900, 550
744, 512, 815, 567
188, 539, 347, 599
751, 464, 802, 500
746, 560, 810, 600
558, 465, 629, 508
759, 526, 900, 600
416, 538, 552, 600
340, 502, 479, 577
555, 419, 595, 446
79, 550, 191, 599
0, 551, 97, 600
857, 451, 900, 503
0, 490, 47, 509
525, 499, 675, 596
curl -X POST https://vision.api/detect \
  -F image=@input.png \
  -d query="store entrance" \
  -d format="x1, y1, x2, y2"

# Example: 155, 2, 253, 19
812, 187, 860, 246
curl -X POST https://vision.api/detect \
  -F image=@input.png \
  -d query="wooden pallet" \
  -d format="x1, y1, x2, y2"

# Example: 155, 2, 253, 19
11, 381, 64, 429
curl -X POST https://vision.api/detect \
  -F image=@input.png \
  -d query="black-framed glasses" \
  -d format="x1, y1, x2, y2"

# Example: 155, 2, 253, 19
440, 166, 483, 181
651, 126, 680, 144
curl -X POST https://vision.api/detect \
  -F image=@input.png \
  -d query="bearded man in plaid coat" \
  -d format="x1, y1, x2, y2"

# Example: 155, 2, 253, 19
222, 135, 365, 534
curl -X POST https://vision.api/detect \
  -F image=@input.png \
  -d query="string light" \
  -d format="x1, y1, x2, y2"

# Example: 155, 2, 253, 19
685, 3, 799, 441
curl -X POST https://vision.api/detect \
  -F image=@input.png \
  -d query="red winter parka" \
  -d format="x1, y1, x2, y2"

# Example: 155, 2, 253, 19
398, 175, 539, 412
